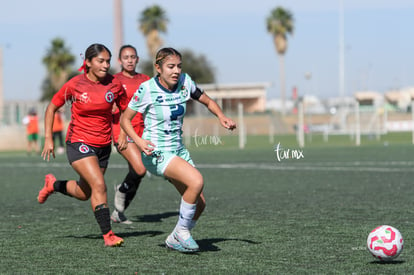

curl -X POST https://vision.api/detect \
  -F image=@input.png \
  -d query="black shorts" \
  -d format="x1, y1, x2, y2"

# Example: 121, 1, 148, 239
66, 142, 112, 168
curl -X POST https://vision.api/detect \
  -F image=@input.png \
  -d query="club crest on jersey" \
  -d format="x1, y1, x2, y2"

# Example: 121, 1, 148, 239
181, 89, 188, 98
156, 153, 164, 163
152, 151, 164, 163
79, 144, 90, 154
105, 91, 114, 103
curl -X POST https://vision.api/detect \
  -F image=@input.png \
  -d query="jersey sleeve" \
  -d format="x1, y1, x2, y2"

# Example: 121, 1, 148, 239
115, 85, 129, 111
183, 73, 203, 100
128, 84, 150, 114
51, 82, 74, 107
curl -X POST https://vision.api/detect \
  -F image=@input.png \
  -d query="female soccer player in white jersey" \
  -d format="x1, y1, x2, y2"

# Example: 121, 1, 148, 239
120, 47, 236, 252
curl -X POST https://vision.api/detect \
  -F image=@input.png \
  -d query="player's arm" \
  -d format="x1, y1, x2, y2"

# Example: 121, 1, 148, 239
115, 85, 131, 151
120, 107, 155, 155
42, 102, 59, 161
117, 128, 128, 151
117, 111, 128, 151
197, 92, 237, 131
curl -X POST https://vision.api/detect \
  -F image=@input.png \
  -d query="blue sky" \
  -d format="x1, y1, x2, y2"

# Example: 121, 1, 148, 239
1, 0, 414, 100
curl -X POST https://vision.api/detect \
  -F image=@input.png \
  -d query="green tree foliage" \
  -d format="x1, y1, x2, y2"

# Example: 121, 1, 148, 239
138, 49, 215, 84
41, 38, 76, 101
181, 49, 215, 84
266, 7, 294, 55
138, 5, 168, 61
266, 6, 294, 115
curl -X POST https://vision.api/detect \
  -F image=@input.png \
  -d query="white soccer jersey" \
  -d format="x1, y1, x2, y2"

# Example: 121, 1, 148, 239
128, 73, 199, 151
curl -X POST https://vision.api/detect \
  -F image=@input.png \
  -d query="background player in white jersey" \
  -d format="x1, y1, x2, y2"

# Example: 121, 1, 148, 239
121, 47, 236, 252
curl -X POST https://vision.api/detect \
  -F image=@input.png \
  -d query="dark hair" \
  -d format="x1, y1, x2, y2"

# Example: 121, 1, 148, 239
83, 44, 111, 72
29, 108, 37, 116
155, 47, 181, 67
118, 45, 137, 59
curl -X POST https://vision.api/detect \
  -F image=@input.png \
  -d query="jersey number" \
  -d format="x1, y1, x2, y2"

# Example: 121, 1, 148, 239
169, 104, 184, 120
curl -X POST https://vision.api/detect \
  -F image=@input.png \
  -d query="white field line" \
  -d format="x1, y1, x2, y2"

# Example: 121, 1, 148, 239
2, 161, 414, 173
196, 163, 414, 172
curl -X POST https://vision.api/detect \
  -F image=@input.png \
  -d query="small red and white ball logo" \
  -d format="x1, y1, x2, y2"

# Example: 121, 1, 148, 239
367, 225, 403, 261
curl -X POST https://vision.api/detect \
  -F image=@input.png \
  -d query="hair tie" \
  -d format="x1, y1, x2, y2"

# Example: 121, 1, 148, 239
78, 60, 86, 72
78, 54, 86, 72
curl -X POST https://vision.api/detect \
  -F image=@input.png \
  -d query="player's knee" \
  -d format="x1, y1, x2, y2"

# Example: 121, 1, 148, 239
75, 188, 91, 201
74, 180, 91, 200
191, 175, 204, 193
136, 167, 146, 177
78, 193, 90, 201
93, 180, 107, 194
126, 169, 145, 183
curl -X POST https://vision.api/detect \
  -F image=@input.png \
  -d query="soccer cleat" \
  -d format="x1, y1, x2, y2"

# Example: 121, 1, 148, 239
114, 184, 127, 212
111, 209, 133, 225
173, 231, 199, 251
37, 174, 56, 204
103, 230, 124, 247
165, 233, 194, 253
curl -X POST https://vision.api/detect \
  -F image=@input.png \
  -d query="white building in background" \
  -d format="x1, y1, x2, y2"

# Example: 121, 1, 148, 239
266, 98, 295, 113
354, 91, 384, 107
352, 87, 414, 112
267, 95, 327, 114
384, 87, 414, 112
189, 82, 270, 115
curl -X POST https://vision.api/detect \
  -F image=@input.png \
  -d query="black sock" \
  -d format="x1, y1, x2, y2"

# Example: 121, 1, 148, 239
119, 172, 144, 210
118, 181, 130, 193
53, 180, 68, 195
94, 204, 111, 235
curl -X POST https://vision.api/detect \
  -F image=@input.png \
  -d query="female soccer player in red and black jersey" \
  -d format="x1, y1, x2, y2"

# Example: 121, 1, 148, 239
111, 45, 150, 224
38, 43, 129, 247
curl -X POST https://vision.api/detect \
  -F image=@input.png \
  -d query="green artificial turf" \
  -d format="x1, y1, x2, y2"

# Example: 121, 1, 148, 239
1, 133, 414, 274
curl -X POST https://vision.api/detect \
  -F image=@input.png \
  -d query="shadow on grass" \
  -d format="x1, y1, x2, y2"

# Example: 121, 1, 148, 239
369, 260, 405, 265
157, 237, 260, 254
197, 237, 260, 252
65, 230, 164, 240
158, 238, 260, 255
132, 211, 179, 223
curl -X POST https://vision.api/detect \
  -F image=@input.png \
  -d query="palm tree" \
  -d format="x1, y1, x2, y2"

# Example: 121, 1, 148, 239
41, 38, 75, 100
266, 7, 294, 115
138, 5, 168, 63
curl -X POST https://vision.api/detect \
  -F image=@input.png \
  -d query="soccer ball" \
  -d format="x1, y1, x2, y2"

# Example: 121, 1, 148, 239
367, 225, 403, 261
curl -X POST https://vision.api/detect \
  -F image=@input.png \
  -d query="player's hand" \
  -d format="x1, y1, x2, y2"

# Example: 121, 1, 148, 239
137, 139, 156, 156
117, 135, 128, 151
41, 138, 55, 161
220, 116, 237, 131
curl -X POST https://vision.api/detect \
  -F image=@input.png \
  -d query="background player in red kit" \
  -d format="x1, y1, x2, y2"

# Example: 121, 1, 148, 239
38, 43, 129, 247
111, 45, 150, 224
22, 108, 39, 155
